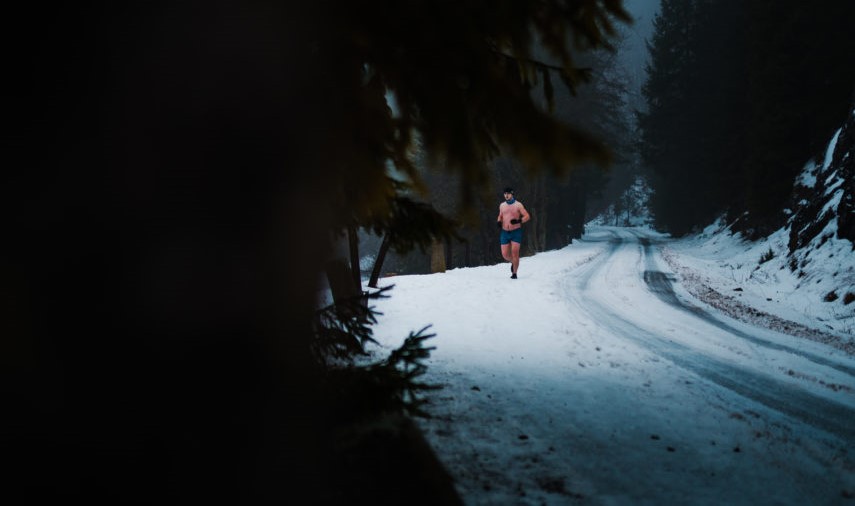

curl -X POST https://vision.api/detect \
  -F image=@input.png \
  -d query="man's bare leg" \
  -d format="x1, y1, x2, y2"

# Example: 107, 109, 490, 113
510, 241, 521, 274
501, 243, 512, 264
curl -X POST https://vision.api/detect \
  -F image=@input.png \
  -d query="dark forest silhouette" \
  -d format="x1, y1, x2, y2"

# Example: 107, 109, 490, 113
639, 0, 855, 237
5, 1, 631, 503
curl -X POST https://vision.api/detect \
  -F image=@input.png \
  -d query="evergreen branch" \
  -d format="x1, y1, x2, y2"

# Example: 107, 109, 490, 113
488, 45, 567, 73
321, 325, 442, 423
312, 286, 394, 361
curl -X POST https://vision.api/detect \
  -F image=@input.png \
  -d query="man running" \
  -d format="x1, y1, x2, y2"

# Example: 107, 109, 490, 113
497, 187, 530, 279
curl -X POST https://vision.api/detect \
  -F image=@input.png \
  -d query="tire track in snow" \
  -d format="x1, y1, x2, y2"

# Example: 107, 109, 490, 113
567, 233, 855, 443
637, 237, 855, 377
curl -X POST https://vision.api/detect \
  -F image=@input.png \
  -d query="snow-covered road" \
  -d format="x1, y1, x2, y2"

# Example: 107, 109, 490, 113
372, 226, 855, 505
571, 229, 855, 441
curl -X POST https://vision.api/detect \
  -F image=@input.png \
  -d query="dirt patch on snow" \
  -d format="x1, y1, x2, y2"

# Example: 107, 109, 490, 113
660, 247, 855, 356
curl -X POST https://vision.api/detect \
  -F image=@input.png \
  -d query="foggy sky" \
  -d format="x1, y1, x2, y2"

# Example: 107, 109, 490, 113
619, 0, 661, 97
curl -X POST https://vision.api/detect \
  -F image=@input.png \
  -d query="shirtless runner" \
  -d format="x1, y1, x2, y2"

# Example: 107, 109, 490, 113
497, 187, 530, 279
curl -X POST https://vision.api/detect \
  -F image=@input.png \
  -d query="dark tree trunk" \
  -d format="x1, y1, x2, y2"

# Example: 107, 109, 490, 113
348, 225, 362, 292
326, 257, 365, 311
464, 237, 471, 267
430, 240, 446, 273
326, 230, 367, 318
368, 235, 391, 288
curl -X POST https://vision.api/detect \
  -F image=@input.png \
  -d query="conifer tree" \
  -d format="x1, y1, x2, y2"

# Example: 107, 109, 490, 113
9, 1, 632, 503
638, 0, 701, 234
519, 41, 635, 250
740, 0, 855, 236
678, 0, 748, 226
640, 0, 855, 236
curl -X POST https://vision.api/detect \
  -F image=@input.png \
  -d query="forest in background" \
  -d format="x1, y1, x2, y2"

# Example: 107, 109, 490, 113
363, 0, 855, 279
359, 30, 643, 277
639, 0, 855, 238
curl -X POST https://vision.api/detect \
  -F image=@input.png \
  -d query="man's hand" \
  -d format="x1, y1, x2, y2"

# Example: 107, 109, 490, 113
497, 221, 502, 229
510, 218, 521, 225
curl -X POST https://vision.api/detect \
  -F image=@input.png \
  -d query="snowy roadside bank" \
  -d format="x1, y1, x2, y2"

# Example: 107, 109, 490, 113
659, 223, 854, 355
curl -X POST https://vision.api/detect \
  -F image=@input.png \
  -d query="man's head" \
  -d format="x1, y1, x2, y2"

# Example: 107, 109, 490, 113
503, 187, 514, 201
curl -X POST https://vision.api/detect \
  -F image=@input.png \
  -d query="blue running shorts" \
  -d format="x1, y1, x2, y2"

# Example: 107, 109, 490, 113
500, 228, 523, 245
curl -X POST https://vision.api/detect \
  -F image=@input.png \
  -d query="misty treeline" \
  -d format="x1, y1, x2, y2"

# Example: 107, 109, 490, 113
639, 0, 855, 238
7, 1, 632, 503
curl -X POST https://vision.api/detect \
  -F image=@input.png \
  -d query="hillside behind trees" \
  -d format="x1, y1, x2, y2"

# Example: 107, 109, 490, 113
639, 0, 855, 237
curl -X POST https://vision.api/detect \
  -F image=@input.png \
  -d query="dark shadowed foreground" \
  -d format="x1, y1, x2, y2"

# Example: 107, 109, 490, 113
4, 1, 633, 502
4, 4, 461, 503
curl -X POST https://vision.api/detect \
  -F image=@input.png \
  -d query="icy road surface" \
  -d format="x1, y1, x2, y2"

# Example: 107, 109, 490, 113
372, 227, 855, 505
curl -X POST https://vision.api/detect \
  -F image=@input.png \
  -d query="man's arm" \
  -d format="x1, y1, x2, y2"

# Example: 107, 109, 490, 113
519, 203, 531, 224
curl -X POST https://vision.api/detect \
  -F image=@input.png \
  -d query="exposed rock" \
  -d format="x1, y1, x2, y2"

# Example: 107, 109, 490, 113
837, 108, 855, 243
788, 106, 855, 255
